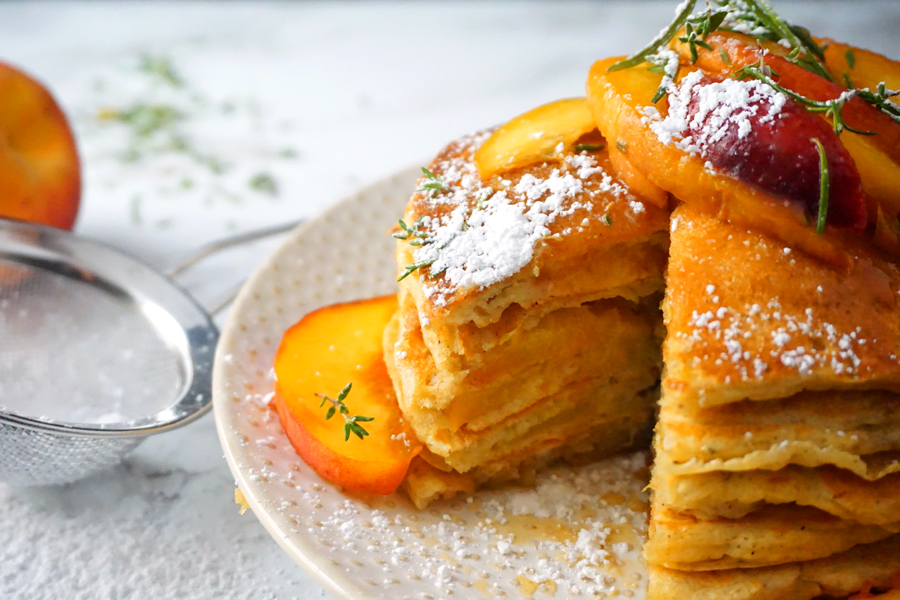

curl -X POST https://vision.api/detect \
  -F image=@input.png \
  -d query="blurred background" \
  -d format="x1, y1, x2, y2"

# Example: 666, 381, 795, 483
0, 2, 897, 599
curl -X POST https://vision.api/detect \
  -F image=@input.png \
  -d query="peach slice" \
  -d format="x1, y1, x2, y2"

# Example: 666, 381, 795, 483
474, 97, 597, 180
273, 295, 421, 495
587, 57, 853, 266
669, 32, 900, 173
821, 40, 900, 92
0, 60, 80, 230
669, 32, 900, 244
607, 144, 668, 209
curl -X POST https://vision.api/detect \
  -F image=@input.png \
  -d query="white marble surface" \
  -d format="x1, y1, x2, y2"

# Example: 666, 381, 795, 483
0, 1, 897, 598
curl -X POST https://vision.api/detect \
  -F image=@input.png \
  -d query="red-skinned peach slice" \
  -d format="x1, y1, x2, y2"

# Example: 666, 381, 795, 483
272, 295, 421, 495
669, 32, 900, 184
0, 61, 80, 230
587, 57, 855, 266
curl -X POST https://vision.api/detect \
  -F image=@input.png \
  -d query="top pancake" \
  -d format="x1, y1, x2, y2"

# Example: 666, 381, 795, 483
664, 205, 900, 409
395, 130, 670, 336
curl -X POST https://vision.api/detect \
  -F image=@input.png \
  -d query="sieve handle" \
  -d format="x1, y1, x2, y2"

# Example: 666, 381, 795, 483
164, 219, 303, 315
165, 220, 303, 279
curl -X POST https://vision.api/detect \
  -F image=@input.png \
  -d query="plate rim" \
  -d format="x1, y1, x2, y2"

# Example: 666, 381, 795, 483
212, 166, 420, 600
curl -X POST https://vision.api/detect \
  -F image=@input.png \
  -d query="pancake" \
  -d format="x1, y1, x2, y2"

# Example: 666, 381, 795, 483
645, 503, 900, 570
386, 301, 657, 472
657, 390, 900, 468
653, 466, 900, 524
387, 126, 669, 506
648, 205, 900, 592
395, 130, 670, 373
663, 206, 900, 410
403, 411, 652, 510
648, 533, 900, 600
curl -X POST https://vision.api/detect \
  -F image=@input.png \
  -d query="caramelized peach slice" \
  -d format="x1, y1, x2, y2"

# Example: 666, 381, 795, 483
822, 40, 900, 92
0, 60, 80, 230
273, 295, 421, 495
587, 57, 853, 265
669, 32, 900, 236
669, 32, 900, 173
607, 144, 668, 209
474, 97, 597, 180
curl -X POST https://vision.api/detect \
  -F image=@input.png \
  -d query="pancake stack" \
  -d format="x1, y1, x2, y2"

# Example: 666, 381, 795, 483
383, 128, 670, 508
647, 205, 900, 599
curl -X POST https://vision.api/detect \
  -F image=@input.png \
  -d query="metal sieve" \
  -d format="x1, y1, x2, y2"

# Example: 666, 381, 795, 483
0, 218, 297, 486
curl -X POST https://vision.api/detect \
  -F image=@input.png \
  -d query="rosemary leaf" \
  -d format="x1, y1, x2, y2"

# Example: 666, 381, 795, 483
812, 137, 829, 235
607, 0, 698, 72
575, 143, 605, 152
845, 49, 856, 69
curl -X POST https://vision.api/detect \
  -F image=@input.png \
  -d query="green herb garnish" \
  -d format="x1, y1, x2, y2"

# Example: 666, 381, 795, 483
575, 143, 605, 152
138, 55, 183, 87
737, 62, 875, 135
317, 383, 374, 441
812, 138, 829, 235
603, 214, 612, 226
249, 172, 278, 196
845, 49, 856, 69
608, 0, 698, 72
417, 167, 447, 198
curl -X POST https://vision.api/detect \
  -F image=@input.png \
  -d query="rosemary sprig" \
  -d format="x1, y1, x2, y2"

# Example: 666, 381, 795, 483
316, 383, 374, 441
738, 63, 875, 135
416, 167, 447, 198
607, 0, 698, 72
856, 82, 900, 122
678, 8, 728, 63
811, 138, 829, 235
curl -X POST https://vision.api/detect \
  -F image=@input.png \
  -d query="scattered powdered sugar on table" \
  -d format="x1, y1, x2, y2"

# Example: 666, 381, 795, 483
639, 69, 786, 156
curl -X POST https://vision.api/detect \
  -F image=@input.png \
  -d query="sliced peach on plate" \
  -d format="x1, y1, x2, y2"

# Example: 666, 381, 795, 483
0, 60, 80, 230
587, 56, 860, 266
273, 295, 421, 495
474, 97, 597, 180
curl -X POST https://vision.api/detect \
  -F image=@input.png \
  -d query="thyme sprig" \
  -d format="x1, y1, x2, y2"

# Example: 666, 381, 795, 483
812, 138, 830, 235
393, 217, 429, 246
316, 383, 374, 441
416, 167, 447, 198
393, 216, 443, 281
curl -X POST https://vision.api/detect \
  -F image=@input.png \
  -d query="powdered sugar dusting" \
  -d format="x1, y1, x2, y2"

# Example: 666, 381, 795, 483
682, 295, 869, 383
297, 453, 649, 598
640, 70, 786, 156
405, 132, 642, 306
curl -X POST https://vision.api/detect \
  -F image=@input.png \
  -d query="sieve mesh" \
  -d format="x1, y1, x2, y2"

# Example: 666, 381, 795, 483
0, 421, 142, 486
0, 260, 187, 423
0, 218, 219, 486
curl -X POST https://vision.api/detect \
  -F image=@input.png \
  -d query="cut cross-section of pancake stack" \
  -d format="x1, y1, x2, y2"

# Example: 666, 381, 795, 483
383, 126, 671, 508
647, 205, 900, 599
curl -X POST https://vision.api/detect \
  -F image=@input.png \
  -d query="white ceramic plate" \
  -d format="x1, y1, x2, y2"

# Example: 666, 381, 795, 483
213, 167, 650, 600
